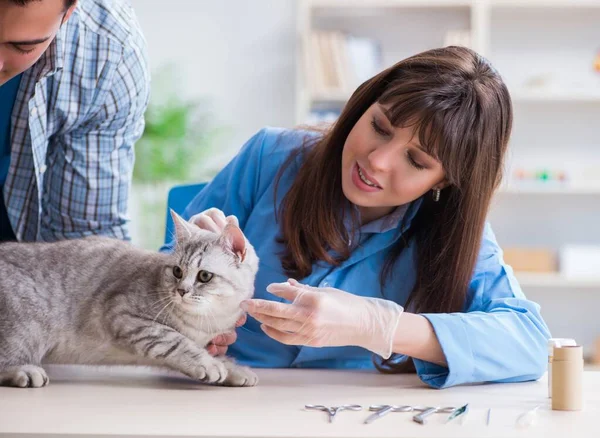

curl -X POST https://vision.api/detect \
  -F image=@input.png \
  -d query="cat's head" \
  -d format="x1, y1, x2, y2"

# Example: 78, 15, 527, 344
162, 210, 259, 321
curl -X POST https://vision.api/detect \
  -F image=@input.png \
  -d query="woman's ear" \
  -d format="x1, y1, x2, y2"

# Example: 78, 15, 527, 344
433, 179, 451, 191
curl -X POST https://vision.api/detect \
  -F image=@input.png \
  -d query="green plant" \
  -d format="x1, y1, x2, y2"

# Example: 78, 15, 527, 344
133, 67, 225, 183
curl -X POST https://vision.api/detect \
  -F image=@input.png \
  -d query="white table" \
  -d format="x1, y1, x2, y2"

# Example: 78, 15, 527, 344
0, 366, 598, 437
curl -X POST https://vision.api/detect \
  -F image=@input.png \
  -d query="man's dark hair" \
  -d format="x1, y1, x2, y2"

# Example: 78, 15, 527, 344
7, 0, 76, 10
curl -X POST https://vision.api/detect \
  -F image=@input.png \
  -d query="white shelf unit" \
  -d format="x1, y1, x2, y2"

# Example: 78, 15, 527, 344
296, 0, 600, 350
498, 185, 600, 195
516, 272, 600, 289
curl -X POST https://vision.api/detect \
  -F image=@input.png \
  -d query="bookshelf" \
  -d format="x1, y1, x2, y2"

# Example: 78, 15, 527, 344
517, 272, 600, 289
296, 0, 600, 350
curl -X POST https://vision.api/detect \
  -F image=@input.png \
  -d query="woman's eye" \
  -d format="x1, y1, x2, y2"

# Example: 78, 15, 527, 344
370, 118, 389, 136
407, 152, 426, 171
172, 266, 183, 279
197, 270, 214, 283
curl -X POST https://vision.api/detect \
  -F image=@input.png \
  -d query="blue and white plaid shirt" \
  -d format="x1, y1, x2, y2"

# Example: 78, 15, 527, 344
5, 0, 150, 241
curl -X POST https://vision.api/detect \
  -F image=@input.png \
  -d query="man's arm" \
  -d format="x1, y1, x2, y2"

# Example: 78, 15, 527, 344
40, 38, 150, 241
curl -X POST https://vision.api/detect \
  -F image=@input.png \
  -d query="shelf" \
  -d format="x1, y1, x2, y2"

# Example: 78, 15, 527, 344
498, 185, 600, 195
512, 90, 600, 103
309, 90, 600, 108
310, 90, 350, 104
309, 0, 473, 9
516, 272, 600, 289
490, 0, 600, 8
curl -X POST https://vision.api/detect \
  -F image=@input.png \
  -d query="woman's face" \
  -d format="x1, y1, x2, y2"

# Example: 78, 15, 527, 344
341, 103, 447, 224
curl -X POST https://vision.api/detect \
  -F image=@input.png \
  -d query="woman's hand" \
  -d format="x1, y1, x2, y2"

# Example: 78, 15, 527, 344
207, 314, 247, 356
241, 279, 404, 359
189, 207, 239, 234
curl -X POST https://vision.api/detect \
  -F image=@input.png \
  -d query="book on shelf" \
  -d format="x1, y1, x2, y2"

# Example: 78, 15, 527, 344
305, 30, 382, 103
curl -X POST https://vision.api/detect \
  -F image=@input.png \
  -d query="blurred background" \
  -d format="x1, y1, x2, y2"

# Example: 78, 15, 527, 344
127, 0, 600, 365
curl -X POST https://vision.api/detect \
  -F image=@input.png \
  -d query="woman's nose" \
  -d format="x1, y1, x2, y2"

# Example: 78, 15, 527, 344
368, 144, 395, 172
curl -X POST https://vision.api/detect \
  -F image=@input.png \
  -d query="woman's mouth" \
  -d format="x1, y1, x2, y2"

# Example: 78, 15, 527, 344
352, 163, 382, 192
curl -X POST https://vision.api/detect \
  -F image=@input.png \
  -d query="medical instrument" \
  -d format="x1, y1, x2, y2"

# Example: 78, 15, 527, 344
445, 403, 469, 423
516, 405, 540, 428
364, 405, 456, 425
304, 404, 362, 423
364, 405, 414, 424
413, 406, 457, 425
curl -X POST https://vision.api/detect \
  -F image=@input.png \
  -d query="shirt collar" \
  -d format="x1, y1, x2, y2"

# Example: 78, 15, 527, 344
345, 197, 423, 237
360, 203, 410, 234
36, 23, 67, 79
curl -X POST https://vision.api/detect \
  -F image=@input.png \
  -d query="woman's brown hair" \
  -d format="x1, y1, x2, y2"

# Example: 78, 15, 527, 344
275, 46, 512, 369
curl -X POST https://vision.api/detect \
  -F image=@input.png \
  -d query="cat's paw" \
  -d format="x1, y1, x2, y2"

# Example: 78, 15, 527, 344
222, 365, 258, 387
0, 365, 49, 388
193, 359, 228, 384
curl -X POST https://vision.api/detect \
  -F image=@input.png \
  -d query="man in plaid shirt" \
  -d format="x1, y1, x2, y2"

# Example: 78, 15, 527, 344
0, 0, 150, 242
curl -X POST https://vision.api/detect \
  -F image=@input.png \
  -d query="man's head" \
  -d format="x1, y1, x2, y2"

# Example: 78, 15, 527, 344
0, 0, 77, 85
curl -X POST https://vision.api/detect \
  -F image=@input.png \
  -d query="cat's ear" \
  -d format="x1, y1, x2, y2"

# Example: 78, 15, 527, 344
170, 209, 197, 240
219, 224, 247, 263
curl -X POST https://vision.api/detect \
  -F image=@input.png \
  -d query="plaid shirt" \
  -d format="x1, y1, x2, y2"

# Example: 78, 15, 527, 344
5, 0, 150, 242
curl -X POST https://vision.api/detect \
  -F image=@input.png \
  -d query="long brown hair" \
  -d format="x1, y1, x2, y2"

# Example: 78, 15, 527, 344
275, 46, 512, 367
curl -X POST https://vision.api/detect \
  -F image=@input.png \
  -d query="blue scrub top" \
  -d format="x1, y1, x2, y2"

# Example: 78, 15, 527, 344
162, 127, 550, 388
0, 74, 22, 241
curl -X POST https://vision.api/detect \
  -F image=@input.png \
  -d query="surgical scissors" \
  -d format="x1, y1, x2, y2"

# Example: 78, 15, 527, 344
304, 404, 362, 423
364, 405, 456, 425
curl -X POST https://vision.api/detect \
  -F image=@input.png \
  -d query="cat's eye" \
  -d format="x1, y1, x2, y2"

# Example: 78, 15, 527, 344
197, 270, 213, 283
172, 266, 183, 279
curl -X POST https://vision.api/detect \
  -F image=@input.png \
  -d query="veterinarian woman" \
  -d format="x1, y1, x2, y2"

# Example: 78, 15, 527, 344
164, 46, 551, 388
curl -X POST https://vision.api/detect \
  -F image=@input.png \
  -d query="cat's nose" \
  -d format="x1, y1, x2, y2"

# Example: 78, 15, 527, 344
177, 289, 187, 297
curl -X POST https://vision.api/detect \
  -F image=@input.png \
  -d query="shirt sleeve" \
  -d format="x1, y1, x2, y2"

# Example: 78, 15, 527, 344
159, 128, 269, 253
412, 222, 551, 388
40, 39, 150, 241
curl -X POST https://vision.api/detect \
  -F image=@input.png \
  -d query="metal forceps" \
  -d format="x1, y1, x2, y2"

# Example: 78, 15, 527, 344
365, 405, 456, 425
364, 405, 414, 424
412, 406, 457, 425
304, 404, 362, 423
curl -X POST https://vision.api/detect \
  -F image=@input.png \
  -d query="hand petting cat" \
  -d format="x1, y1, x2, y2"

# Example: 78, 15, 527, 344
190, 208, 249, 357
207, 313, 247, 356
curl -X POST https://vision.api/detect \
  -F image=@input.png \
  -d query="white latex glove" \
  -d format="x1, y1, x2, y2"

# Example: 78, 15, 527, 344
189, 207, 239, 234
241, 279, 404, 359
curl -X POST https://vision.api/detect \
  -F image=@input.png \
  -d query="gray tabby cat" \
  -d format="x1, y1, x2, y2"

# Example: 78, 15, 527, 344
0, 211, 259, 388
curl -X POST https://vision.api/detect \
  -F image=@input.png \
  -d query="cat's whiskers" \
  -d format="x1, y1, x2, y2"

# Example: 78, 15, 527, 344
148, 297, 175, 315
206, 306, 219, 337
148, 294, 173, 309
163, 301, 177, 326
152, 299, 175, 325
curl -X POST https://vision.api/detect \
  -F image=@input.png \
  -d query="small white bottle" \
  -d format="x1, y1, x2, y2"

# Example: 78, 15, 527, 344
548, 338, 576, 398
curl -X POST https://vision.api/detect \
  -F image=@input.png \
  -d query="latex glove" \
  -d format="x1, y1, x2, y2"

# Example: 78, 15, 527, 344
242, 279, 404, 359
207, 314, 247, 356
189, 207, 239, 234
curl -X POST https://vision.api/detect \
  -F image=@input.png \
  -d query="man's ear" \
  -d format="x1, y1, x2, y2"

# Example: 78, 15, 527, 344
62, 0, 78, 24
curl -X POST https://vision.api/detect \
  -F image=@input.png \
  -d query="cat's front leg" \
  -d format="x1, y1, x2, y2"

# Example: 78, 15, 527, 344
218, 357, 259, 387
110, 317, 228, 384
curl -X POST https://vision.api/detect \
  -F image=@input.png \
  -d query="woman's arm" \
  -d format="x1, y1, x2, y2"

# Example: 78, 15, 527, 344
392, 313, 447, 366
409, 223, 551, 388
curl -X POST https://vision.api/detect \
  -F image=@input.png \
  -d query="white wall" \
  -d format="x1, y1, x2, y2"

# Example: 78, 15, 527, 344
130, 0, 298, 163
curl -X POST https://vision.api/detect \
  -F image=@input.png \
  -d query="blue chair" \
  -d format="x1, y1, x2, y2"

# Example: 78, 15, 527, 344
164, 182, 207, 245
